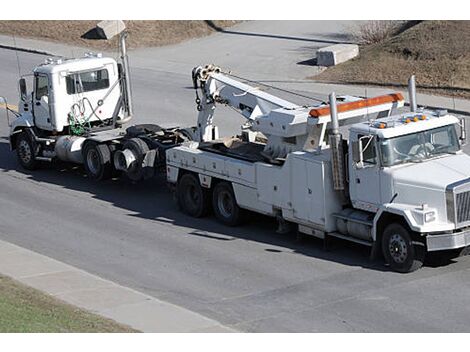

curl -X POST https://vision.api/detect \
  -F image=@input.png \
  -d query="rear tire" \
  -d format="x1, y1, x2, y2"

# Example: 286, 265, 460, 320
382, 223, 425, 273
122, 138, 149, 181
177, 173, 209, 218
16, 131, 39, 170
212, 182, 243, 226
83, 142, 112, 180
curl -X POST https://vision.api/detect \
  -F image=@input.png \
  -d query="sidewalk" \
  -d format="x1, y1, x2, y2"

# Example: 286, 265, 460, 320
0, 239, 235, 333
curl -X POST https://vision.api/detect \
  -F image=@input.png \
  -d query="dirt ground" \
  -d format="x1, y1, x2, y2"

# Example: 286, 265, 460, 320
0, 20, 239, 50
313, 21, 470, 99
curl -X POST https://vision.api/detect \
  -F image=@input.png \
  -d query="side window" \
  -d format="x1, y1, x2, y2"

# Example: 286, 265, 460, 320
359, 135, 377, 165
35, 75, 49, 101
65, 69, 110, 95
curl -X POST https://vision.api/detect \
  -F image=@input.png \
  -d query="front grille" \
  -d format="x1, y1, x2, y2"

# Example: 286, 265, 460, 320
456, 191, 470, 224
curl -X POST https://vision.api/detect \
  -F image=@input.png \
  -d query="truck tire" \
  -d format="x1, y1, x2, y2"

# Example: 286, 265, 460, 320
382, 223, 424, 273
122, 138, 149, 181
83, 142, 112, 181
177, 173, 209, 218
16, 131, 39, 170
212, 182, 243, 226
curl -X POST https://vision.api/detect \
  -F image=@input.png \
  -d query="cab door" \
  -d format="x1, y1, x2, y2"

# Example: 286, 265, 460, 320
349, 132, 381, 212
33, 73, 52, 131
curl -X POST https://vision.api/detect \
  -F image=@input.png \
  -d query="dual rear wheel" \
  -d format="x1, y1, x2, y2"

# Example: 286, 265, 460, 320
177, 173, 242, 226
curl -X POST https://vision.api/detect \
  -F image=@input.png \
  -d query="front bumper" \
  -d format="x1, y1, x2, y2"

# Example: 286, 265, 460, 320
427, 228, 470, 251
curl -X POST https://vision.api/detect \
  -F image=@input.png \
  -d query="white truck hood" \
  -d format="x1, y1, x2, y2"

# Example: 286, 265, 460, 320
390, 152, 470, 191
382, 152, 470, 228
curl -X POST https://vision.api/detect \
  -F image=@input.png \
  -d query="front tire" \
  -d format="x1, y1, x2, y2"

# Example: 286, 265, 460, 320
83, 142, 112, 180
212, 182, 243, 226
382, 223, 425, 273
177, 173, 209, 218
16, 131, 39, 170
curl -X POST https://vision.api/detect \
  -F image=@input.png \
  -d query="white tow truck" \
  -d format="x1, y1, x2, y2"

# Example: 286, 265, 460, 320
5, 38, 470, 272
167, 65, 470, 272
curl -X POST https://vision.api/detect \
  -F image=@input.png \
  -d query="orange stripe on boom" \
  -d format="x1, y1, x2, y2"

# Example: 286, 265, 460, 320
309, 93, 404, 118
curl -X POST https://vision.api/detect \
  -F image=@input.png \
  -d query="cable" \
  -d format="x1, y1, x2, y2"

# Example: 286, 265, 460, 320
224, 71, 325, 103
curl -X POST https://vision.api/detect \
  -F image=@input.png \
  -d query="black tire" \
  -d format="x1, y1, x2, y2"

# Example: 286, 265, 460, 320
212, 181, 242, 226
16, 131, 39, 170
177, 173, 209, 218
382, 223, 425, 273
122, 138, 149, 181
83, 142, 112, 180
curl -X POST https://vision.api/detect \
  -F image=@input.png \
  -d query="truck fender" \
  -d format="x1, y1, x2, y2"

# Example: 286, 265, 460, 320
372, 204, 422, 241
9, 112, 35, 150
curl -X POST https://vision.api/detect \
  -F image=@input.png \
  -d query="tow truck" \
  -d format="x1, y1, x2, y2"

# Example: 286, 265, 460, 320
5, 35, 470, 272
167, 65, 470, 272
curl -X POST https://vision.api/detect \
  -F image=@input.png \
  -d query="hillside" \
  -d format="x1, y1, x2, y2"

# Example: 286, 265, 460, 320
0, 20, 238, 50
313, 21, 470, 99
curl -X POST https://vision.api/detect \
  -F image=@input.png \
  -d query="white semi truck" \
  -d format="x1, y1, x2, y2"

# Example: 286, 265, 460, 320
166, 65, 470, 273
5, 38, 470, 272
7, 32, 190, 181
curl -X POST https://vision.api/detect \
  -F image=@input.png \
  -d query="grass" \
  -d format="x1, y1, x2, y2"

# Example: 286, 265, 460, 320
313, 21, 470, 99
0, 274, 137, 332
0, 20, 239, 50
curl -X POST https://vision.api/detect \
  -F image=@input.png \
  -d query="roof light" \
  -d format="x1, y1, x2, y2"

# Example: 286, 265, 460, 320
309, 93, 405, 117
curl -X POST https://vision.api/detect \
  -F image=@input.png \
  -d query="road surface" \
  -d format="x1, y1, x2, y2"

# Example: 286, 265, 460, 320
1, 21, 470, 332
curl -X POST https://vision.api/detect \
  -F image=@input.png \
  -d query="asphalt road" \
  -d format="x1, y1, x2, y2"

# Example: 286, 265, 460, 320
1, 21, 470, 332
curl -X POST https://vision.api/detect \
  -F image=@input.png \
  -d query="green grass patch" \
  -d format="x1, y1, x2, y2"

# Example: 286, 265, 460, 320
0, 275, 137, 332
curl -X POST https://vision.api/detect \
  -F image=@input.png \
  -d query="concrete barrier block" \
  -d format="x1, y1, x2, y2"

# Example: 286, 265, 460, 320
316, 44, 359, 67
96, 20, 126, 40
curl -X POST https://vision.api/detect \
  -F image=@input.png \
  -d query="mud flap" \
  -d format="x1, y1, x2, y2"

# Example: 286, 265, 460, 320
142, 149, 157, 180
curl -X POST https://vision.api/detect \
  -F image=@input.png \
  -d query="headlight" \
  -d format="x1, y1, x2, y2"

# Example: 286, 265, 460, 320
425, 211, 436, 223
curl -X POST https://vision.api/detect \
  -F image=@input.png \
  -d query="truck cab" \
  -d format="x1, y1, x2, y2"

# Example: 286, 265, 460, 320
347, 109, 470, 270
14, 54, 121, 135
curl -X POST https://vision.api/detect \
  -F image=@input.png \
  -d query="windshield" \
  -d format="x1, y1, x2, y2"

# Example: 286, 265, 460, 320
379, 124, 460, 166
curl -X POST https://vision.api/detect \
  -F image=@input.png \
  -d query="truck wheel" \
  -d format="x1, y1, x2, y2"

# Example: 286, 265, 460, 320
382, 223, 424, 273
122, 138, 149, 181
83, 142, 112, 180
16, 131, 39, 170
212, 182, 242, 226
177, 173, 209, 218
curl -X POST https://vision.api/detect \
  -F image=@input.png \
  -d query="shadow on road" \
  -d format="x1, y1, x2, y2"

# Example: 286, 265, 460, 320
0, 141, 461, 272
205, 21, 356, 45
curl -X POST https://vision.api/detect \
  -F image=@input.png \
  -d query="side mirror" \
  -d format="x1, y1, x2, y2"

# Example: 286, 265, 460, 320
353, 135, 374, 169
459, 117, 467, 146
352, 140, 361, 164
19, 78, 27, 102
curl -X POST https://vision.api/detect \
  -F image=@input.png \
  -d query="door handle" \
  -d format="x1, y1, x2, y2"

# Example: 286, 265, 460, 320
35, 102, 41, 106
356, 178, 361, 184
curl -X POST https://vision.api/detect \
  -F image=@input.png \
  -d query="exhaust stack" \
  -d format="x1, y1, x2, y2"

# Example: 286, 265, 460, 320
328, 92, 346, 191
117, 31, 133, 125
408, 75, 417, 112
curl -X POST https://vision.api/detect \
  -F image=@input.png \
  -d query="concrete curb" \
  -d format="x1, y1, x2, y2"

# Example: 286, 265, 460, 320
0, 239, 235, 333
0, 34, 112, 59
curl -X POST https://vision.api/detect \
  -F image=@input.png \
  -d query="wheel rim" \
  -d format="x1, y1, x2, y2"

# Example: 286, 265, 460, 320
389, 233, 408, 264
217, 189, 233, 219
86, 148, 101, 175
18, 139, 32, 164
